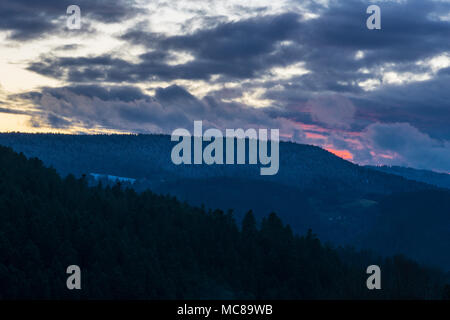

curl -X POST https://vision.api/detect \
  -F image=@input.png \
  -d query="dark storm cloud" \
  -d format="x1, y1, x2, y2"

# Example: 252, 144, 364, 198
132, 12, 301, 63
0, 107, 29, 115
438, 67, 450, 76
18, 84, 291, 135
0, 0, 142, 40
264, 65, 450, 129
26, 0, 450, 88
304, 0, 450, 64
258, 0, 450, 102
353, 72, 450, 140
362, 122, 450, 172
28, 12, 305, 81
46, 85, 151, 102
45, 113, 73, 128
154, 85, 197, 102
54, 44, 82, 51
28, 55, 133, 81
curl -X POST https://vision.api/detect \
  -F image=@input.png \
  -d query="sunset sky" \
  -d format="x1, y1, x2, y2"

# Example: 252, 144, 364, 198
0, 0, 449, 172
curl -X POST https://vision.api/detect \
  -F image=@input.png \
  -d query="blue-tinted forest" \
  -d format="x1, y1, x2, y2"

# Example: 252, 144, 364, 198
0, 145, 449, 299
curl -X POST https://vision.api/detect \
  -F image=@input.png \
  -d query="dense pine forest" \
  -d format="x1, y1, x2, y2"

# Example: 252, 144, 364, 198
0, 145, 449, 299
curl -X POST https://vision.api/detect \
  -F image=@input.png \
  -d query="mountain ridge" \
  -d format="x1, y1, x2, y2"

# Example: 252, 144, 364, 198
1, 144, 448, 299
2, 133, 450, 271
367, 165, 450, 190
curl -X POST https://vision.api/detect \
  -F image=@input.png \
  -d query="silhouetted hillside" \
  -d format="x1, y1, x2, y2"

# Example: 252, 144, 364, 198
0, 145, 448, 299
367, 166, 450, 190
1, 133, 449, 271
0, 133, 432, 195
362, 189, 450, 271
0, 133, 433, 231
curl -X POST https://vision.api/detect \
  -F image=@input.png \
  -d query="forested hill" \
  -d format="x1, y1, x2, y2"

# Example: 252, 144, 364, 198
0, 133, 432, 196
2, 133, 449, 270
0, 145, 449, 299
367, 166, 450, 190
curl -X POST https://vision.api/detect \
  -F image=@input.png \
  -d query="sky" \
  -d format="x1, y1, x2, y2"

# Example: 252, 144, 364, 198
0, 0, 449, 172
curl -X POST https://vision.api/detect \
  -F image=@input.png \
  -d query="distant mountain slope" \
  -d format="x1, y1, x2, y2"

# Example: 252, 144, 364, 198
0, 133, 436, 241
0, 144, 448, 299
361, 189, 450, 271
1, 134, 449, 271
0, 133, 432, 196
367, 166, 450, 190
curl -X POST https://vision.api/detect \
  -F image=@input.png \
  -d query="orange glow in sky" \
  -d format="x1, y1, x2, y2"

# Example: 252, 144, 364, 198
305, 132, 327, 140
326, 148, 354, 161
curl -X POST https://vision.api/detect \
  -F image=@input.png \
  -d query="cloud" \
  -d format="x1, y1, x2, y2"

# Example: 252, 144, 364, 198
28, 12, 305, 82
26, 0, 450, 94
19, 84, 303, 136
25, 0, 450, 89
353, 72, 450, 140
306, 95, 356, 129
362, 122, 450, 172
0, 0, 143, 40
0, 107, 29, 115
